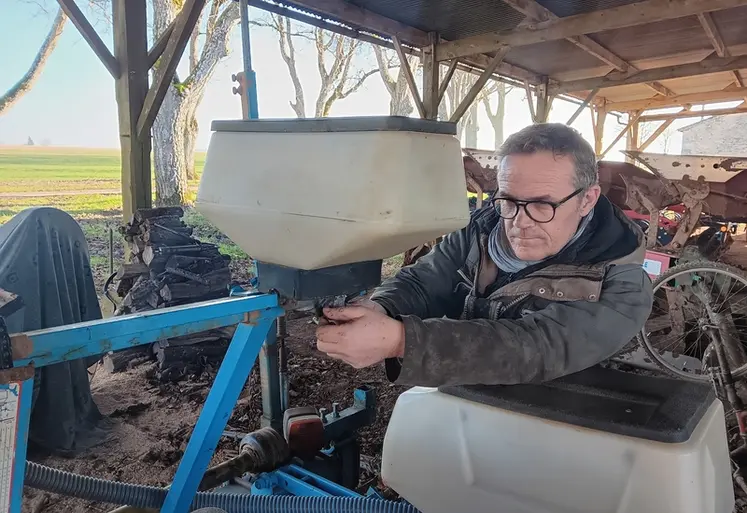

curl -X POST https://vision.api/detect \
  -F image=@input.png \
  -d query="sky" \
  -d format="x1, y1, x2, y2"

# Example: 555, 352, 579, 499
0, 1, 697, 157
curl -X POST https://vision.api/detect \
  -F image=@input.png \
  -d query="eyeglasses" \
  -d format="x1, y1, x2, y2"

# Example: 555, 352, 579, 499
493, 188, 584, 223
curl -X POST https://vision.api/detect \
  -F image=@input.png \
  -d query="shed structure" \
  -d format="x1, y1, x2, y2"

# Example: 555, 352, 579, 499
51, 0, 747, 217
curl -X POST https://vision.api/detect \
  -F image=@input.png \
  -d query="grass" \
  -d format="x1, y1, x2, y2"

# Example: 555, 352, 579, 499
0, 146, 205, 194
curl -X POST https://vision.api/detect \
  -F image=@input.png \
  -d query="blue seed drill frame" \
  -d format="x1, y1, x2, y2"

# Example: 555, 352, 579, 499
2, 293, 283, 513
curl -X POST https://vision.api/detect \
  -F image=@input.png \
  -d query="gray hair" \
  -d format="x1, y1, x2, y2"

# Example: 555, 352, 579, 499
496, 123, 598, 190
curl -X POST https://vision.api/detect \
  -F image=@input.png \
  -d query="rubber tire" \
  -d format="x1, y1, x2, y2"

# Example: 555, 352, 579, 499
637, 260, 747, 382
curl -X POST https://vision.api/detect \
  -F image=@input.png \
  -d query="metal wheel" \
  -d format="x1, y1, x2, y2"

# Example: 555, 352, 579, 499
638, 260, 747, 382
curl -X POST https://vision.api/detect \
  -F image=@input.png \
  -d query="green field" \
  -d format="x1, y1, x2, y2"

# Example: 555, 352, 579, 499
0, 146, 403, 304
0, 146, 235, 313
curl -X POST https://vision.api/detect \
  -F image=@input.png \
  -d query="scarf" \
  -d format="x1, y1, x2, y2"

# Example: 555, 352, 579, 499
488, 207, 595, 273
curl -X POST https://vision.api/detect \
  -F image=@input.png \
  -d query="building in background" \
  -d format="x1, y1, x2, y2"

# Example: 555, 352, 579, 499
679, 113, 747, 156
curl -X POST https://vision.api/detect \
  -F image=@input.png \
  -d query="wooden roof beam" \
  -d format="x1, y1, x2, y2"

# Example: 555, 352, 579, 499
136, 0, 207, 139
282, 0, 430, 46
605, 86, 747, 111
435, 0, 746, 61
501, 0, 678, 98
639, 104, 747, 122
275, 0, 542, 84
57, 0, 120, 78
698, 12, 729, 58
551, 54, 747, 94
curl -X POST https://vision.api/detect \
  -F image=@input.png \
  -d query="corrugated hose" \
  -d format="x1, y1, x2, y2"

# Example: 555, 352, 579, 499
24, 461, 420, 513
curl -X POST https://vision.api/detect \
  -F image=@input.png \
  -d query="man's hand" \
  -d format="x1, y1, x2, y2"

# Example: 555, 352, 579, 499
316, 306, 405, 369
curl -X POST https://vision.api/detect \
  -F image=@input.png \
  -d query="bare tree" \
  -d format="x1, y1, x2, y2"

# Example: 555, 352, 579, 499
482, 82, 511, 149
372, 46, 417, 116
151, 0, 240, 206
439, 70, 495, 144
263, 15, 378, 118
0, 7, 67, 115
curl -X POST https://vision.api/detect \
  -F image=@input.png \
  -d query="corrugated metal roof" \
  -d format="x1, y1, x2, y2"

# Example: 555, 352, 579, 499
346, 0, 524, 40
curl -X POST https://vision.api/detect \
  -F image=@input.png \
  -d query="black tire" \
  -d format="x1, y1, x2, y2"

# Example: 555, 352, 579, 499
638, 260, 747, 381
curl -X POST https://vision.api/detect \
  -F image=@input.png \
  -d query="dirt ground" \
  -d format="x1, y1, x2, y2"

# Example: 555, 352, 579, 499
21, 312, 404, 513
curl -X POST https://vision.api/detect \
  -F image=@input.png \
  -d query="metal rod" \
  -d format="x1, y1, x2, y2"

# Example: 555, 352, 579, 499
239, 0, 259, 119
109, 227, 114, 276
259, 320, 283, 432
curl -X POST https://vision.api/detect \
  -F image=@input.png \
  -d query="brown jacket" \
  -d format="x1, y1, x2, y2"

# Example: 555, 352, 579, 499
371, 195, 653, 387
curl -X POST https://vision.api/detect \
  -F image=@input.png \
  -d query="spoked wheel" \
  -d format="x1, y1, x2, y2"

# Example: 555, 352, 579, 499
639, 261, 747, 382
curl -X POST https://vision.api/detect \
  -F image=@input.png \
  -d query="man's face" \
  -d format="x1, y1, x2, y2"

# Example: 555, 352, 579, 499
497, 151, 601, 261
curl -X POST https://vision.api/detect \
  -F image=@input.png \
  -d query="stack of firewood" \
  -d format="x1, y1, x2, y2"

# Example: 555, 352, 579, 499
104, 206, 236, 382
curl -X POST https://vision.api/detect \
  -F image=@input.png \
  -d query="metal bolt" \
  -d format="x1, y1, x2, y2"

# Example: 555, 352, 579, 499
332, 402, 340, 418
319, 408, 328, 423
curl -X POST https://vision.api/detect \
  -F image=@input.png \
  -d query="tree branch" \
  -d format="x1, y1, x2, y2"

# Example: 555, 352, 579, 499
0, 7, 67, 115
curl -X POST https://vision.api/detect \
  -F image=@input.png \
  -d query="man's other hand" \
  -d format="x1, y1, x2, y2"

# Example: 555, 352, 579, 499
316, 306, 405, 369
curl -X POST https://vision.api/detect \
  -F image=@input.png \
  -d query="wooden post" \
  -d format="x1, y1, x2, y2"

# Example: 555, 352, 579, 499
392, 36, 426, 119
625, 110, 640, 163
592, 102, 607, 156
422, 32, 439, 119
535, 77, 552, 123
449, 48, 509, 123
566, 88, 599, 126
113, 0, 151, 222
601, 110, 643, 159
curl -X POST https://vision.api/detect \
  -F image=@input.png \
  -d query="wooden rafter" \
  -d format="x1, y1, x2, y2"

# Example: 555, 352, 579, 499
605, 86, 747, 111
639, 105, 747, 122
136, 0, 207, 140
277, 0, 430, 46
435, 0, 745, 61
56, 0, 120, 78
524, 81, 536, 122
392, 36, 426, 118
502, 0, 674, 100
644, 82, 675, 97
438, 60, 459, 105
600, 111, 643, 158
552, 54, 747, 94
638, 106, 692, 151
147, 17, 176, 69
566, 88, 598, 125
422, 32, 439, 119
734, 70, 745, 87
450, 48, 510, 122
698, 12, 729, 58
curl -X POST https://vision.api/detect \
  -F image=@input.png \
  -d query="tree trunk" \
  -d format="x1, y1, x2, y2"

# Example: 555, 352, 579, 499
151, 1, 239, 204
483, 82, 508, 150
153, 85, 189, 206
465, 102, 478, 147
0, 8, 67, 115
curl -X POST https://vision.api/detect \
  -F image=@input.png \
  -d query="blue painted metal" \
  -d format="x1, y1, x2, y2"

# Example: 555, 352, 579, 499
13, 295, 278, 367
161, 315, 276, 513
323, 385, 377, 442
7, 380, 31, 513
5, 294, 283, 513
250, 464, 363, 498
239, 0, 259, 120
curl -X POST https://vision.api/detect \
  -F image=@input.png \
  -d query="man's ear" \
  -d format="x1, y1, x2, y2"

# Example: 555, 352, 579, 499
580, 184, 601, 216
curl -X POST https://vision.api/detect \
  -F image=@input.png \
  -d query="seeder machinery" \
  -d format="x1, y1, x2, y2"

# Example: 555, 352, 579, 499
0, 5, 739, 513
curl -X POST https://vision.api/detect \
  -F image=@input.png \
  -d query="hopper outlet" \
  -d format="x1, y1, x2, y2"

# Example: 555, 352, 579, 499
196, 116, 471, 270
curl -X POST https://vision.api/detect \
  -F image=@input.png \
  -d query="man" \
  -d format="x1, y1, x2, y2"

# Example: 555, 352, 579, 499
316, 123, 653, 387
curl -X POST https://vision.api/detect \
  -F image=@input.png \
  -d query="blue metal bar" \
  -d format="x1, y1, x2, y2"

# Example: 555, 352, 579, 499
7, 380, 31, 513
239, 0, 259, 119
12, 295, 279, 367
280, 464, 362, 497
161, 316, 275, 513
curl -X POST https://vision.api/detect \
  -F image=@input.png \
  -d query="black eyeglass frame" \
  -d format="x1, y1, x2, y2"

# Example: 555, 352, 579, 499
493, 187, 584, 223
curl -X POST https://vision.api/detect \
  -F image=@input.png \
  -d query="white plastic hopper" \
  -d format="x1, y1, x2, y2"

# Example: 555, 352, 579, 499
196, 117, 471, 270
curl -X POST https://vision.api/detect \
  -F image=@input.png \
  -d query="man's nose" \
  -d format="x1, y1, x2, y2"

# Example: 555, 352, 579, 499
513, 207, 535, 228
